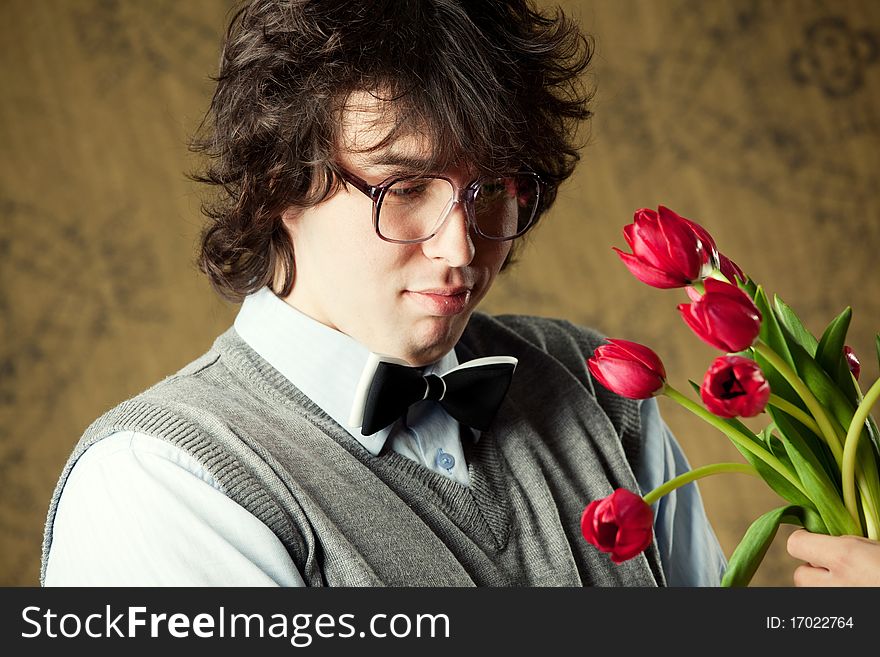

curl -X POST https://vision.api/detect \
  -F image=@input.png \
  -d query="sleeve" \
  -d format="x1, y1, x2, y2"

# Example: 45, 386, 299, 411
635, 397, 728, 587
44, 430, 306, 587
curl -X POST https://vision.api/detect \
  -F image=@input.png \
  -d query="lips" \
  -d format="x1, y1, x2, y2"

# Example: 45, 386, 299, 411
405, 286, 472, 316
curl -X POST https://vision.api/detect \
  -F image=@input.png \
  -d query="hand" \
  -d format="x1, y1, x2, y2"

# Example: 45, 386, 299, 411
787, 529, 880, 587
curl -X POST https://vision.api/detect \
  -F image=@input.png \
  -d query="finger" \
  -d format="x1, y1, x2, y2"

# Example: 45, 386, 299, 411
792, 563, 834, 587
786, 529, 845, 567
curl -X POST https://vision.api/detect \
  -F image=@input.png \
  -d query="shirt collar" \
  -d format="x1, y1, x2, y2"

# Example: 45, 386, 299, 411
233, 287, 459, 455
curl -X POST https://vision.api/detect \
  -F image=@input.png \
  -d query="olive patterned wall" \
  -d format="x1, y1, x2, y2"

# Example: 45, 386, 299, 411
2, 0, 878, 586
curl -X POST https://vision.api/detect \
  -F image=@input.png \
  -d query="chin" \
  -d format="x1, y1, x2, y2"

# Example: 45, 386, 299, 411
402, 314, 471, 365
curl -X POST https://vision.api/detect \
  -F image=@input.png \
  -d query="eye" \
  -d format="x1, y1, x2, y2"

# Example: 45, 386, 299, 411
386, 179, 432, 199
480, 182, 507, 197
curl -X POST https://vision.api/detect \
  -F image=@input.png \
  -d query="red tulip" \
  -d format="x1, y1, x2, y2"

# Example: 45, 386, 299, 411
581, 488, 654, 564
613, 206, 718, 288
587, 339, 667, 399
678, 278, 762, 352
844, 345, 861, 380
701, 355, 770, 418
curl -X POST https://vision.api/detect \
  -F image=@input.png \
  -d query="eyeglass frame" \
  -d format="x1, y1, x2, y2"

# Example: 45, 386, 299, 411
333, 164, 547, 244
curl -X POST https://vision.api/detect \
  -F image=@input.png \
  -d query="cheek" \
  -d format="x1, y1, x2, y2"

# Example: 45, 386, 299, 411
323, 231, 414, 302
479, 240, 513, 274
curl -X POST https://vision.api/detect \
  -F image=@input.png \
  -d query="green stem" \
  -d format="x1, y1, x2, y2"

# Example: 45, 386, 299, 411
851, 371, 864, 403
756, 341, 872, 535
842, 376, 880, 541
861, 490, 880, 540
753, 341, 843, 467
663, 385, 807, 496
643, 462, 758, 506
767, 394, 822, 436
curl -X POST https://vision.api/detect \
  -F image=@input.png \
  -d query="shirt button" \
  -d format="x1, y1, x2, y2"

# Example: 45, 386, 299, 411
435, 448, 455, 471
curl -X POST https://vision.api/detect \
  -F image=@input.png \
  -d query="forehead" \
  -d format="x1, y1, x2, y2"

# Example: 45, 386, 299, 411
336, 90, 455, 173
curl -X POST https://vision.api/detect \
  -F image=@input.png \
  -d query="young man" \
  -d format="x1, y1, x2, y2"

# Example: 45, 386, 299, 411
42, 0, 725, 586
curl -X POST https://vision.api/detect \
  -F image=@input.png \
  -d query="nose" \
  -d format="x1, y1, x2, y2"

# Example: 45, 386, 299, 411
420, 199, 476, 267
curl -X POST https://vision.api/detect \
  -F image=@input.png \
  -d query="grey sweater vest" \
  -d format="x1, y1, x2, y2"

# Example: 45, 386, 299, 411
42, 313, 666, 587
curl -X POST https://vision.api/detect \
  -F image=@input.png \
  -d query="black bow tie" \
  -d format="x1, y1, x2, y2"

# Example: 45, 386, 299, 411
351, 355, 518, 436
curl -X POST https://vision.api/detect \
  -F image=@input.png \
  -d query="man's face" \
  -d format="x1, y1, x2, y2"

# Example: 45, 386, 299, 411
280, 94, 513, 366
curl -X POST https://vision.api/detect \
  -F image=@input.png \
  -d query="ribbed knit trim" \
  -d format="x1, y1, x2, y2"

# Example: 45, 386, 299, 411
40, 392, 308, 586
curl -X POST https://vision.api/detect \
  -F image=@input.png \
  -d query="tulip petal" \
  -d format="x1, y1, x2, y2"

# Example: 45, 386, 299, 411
622, 222, 637, 250
636, 210, 695, 275
589, 357, 664, 399
613, 248, 690, 288
704, 302, 761, 352
844, 345, 861, 380
630, 212, 676, 271
686, 285, 703, 303
679, 280, 761, 352
718, 253, 745, 283
604, 338, 667, 379
581, 489, 655, 563
669, 207, 721, 269
657, 212, 703, 280
704, 278, 758, 312
701, 355, 770, 418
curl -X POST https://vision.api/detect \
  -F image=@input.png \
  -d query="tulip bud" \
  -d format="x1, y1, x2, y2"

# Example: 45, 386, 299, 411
700, 355, 770, 418
844, 345, 861, 380
677, 278, 762, 352
581, 489, 654, 564
587, 339, 667, 399
613, 206, 717, 289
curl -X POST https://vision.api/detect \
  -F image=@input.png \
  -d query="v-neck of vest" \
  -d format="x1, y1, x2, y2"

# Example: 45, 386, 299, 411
216, 327, 514, 553
373, 424, 512, 551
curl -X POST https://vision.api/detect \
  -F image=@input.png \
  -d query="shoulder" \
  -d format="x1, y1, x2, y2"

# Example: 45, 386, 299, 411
79, 328, 258, 444
464, 312, 642, 452
464, 312, 607, 360
68, 430, 223, 491
462, 312, 610, 390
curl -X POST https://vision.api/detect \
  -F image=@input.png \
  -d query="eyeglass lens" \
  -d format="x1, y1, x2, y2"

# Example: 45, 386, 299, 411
377, 175, 539, 242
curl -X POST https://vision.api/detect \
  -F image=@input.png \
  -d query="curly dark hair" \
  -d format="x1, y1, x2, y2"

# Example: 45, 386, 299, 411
190, 0, 594, 302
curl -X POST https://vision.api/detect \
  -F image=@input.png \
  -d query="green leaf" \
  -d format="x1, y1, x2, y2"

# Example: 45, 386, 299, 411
833, 355, 861, 408
753, 287, 800, 405
731, 421, 814, 509
813, 307, 860, 406
876, 334, 880, 368
787, 339, 856, 436
754, 286, 794, 368
758, 423, 775, 446
816, 306, 852, 380
721, 505, 826, 587
733, 438, 814, 510
741, 277, 758, 299
765, 432, 795, 470
771, 410, 859, 535
855, 435, 880, 532
758, 431, 813, 507
867, 415, 880, 462
773, 295, 819, 357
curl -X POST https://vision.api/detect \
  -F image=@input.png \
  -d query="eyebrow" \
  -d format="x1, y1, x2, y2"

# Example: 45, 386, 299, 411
362, 152, 439, 175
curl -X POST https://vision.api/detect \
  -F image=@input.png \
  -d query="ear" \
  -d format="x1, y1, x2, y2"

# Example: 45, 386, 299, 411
281, 206, 301, 229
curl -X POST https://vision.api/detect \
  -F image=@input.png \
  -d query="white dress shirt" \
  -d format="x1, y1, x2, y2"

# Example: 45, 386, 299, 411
45, 288, 726, 586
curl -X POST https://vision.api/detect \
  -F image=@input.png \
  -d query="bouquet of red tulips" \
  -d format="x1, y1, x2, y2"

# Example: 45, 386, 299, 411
581, 206, 880, 586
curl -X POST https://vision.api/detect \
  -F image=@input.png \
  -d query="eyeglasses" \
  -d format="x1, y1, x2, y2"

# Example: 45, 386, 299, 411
335, 165, 545, 244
